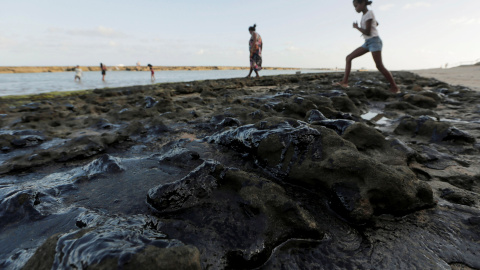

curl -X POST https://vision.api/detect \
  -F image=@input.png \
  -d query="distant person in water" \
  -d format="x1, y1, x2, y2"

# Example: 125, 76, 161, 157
74, 65, 82, 82
100, 63, 107, 81
148, 64, 155, 81
333, 0, 399, 93
246, 24, 263, 78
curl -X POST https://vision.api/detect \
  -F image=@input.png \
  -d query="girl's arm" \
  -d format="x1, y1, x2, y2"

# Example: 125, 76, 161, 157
354, 19, 373, 36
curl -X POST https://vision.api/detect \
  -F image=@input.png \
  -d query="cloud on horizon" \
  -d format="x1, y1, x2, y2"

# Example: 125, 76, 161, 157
379, 4, 395, 11
403, 2, 431, 9
48, 26, 128, 38
450, 17, 480, 25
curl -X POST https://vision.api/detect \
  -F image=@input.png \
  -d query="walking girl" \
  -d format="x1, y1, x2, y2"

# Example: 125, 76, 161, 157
246, 24, 263, 78
334, 0, 399, 93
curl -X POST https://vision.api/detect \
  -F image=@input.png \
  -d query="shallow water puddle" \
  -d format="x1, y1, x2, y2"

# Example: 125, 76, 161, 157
361, 111, 389, 125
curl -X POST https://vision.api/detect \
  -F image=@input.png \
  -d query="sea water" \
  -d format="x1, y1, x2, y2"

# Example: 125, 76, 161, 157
0, 69, 328, 97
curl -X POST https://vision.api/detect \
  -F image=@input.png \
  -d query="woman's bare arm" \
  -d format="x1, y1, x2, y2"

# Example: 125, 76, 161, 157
354, 19, 372, 36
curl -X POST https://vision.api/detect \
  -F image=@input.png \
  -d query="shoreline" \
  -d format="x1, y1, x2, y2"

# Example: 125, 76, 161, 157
0, 65, 331, 74
0, 72, 344, 101
409, 64, 480, 91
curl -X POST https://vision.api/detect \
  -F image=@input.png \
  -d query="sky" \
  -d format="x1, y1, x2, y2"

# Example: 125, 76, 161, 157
1, 0, 479, 70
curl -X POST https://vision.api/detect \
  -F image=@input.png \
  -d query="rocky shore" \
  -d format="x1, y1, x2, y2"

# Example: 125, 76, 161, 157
0, 71, 479, 269
0, 66, 311, 74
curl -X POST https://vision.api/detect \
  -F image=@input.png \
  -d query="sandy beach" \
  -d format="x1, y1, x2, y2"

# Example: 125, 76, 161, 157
1, 71, 479, 269
410, 65, 480, 91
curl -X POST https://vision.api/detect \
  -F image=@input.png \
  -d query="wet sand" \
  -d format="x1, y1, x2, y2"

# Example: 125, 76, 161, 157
410, 65, 480, 91
1, 71, 479, 269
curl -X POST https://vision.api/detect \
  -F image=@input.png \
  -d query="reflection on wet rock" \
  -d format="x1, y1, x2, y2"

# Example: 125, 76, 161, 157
144, 96, 158, 108
23, 212, 201, 270
81, 154, 125, 177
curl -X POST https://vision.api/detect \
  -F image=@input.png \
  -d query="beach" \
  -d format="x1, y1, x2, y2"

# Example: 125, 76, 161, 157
1, 70, 479, 269
0, 66, 320, 74
411, 65, 480, 91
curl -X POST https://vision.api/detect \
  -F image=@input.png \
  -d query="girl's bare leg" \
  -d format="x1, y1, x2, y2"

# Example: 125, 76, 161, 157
339, 47, 369, 86
371, 51, 399, 93
246, 68, 253, 78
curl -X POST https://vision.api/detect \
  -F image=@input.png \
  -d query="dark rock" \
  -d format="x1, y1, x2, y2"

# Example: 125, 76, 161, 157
362, 87, 391, 101
443, 127, 476, 144
331, 96, 360, 115
413, 145, 458, 170
440, 189, 475, 206
10, 135, 45, 148
389, 139, 416, 160
275, 96, 318, 118
144, 96, 158, 108
315, 119, 355, 135
82, 154, 125, 176
148, 161, 323, 269
217, 117, 242, 128
147, 160, 219, 212
0, 188, 40, 227
419, 91, 442, 102
207, 119, 434, 222
306, 110, 328, 123
342, 123, 385, 150
403, 94, 438, 109
55, 135, 109, 162
468, 216, 480, 225
318, 90, 345, 97
23, 213, 197, 270
394, 116, 476, 144
385, 101, 420, 111
65, 104, 75, 111
94, 118, 114, 129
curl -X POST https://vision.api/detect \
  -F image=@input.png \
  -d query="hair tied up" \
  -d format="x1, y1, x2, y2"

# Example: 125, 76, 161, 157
354, 0, 373, 5
249, 24, 257, 31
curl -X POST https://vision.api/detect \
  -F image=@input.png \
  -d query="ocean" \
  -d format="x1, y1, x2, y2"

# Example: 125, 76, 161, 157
0, 69, 327, 97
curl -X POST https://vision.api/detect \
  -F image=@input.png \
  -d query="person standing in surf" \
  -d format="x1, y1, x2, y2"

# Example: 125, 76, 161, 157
148, 64, 155, 81
246, 24, 263, 78
333, 0, 399, 93
100, 63, 107, 81
74, 65, 82, 82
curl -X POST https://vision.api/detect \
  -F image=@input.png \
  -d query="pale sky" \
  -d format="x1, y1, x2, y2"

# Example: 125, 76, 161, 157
1, 0, 479, 70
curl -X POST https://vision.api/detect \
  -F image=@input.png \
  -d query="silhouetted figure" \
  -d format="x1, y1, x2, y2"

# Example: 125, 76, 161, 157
246, 24, 263, 78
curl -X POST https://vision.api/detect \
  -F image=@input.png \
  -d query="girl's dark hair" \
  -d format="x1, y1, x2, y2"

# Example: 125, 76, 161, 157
100, 63, 103, 67
248, 24, 257, 31
353, 0, 372, 4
